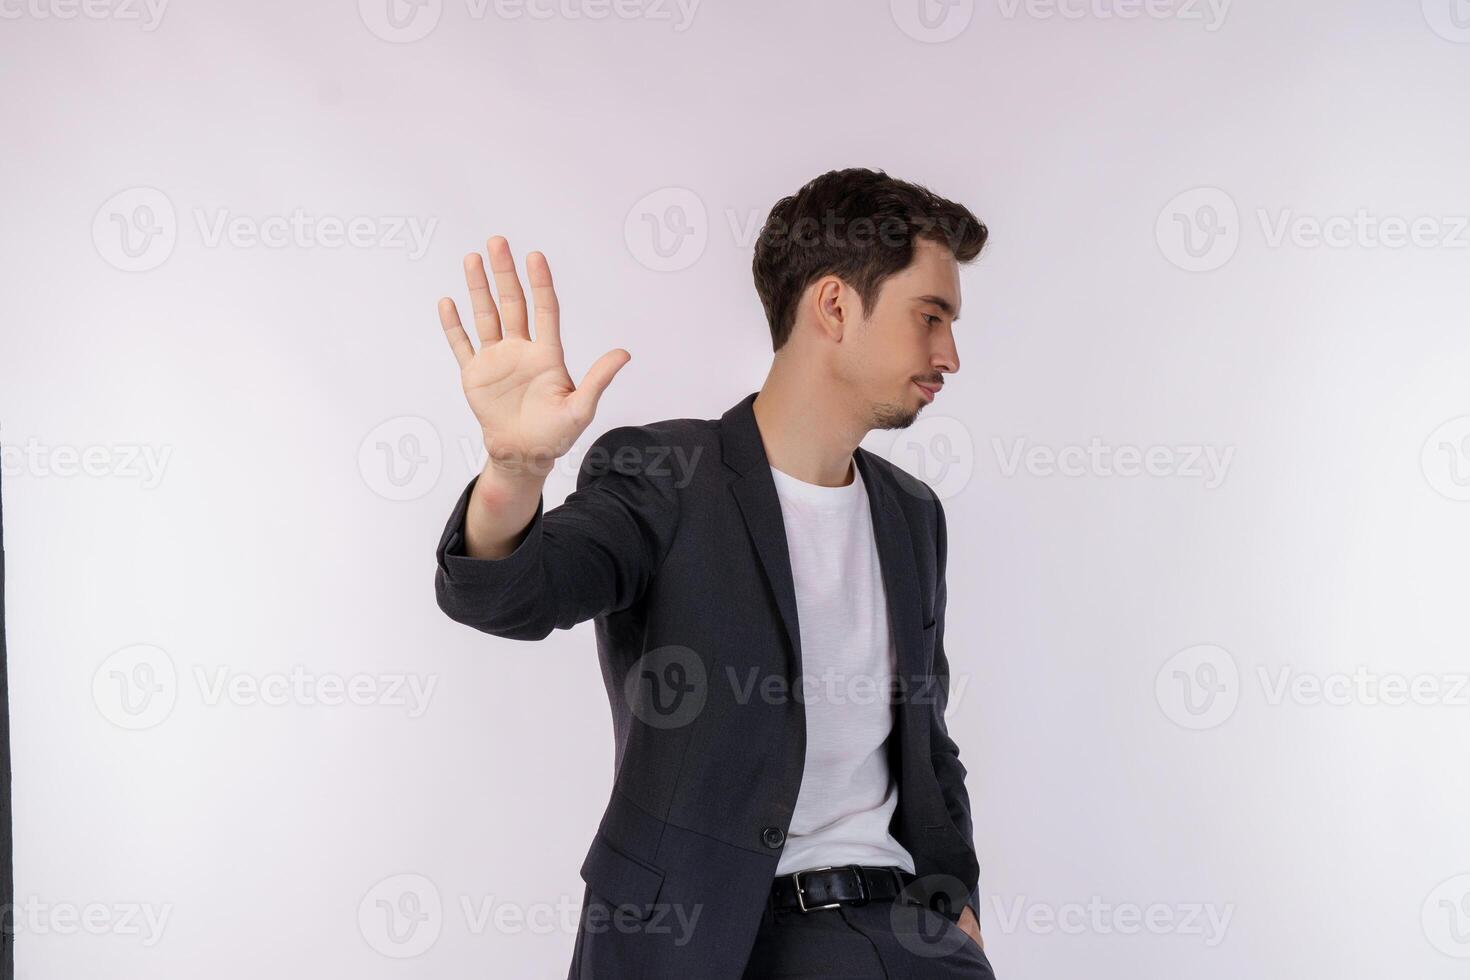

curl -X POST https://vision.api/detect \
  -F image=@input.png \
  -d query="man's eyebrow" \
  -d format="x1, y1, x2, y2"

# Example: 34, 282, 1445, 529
915, 294, 960, 321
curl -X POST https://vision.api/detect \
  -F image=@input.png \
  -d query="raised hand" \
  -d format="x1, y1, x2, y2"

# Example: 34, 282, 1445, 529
439, 236, 630, 480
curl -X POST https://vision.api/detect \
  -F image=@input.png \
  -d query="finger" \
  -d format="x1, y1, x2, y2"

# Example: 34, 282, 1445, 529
487, 236, 529, 340
569, 348, 631, 421
526, 250, 560, 347
437, 297, 475, 370
463, 251, 502, 345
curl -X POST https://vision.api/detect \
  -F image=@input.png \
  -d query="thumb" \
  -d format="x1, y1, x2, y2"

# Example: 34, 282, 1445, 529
570, 348, 631, 420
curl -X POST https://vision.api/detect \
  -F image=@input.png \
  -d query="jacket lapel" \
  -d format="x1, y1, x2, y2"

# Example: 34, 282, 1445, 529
718, 391, 931, 708
853, 447, 930, 688
722, 392, 805, 677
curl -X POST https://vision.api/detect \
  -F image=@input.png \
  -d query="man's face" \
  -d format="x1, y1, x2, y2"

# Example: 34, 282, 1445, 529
845, 238, 962, 431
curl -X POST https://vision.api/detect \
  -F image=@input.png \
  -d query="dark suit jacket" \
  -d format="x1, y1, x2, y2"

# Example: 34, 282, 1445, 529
434, 390, 982, 979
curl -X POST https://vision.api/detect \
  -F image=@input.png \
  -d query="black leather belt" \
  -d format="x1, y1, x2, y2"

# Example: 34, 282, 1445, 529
770, 865, 915, 913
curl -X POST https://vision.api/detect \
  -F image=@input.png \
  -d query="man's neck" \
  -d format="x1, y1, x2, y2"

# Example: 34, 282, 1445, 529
751, 361, 865, 487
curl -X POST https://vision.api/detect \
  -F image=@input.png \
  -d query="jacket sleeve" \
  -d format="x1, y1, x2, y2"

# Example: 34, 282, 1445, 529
928, 490, 983, 926
433, 424, 682, 641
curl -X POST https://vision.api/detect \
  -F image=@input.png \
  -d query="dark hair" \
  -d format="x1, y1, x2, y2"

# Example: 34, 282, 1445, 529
751, 168, 988, 351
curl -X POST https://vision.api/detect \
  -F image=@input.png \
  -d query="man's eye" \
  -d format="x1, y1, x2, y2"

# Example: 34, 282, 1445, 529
924, 315, 940, 326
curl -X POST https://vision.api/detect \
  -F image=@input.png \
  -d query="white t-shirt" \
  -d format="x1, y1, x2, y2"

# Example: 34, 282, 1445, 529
769, 457, 917, 876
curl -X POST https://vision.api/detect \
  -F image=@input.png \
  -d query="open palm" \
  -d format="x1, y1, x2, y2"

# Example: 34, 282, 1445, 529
438, 236, 630, 476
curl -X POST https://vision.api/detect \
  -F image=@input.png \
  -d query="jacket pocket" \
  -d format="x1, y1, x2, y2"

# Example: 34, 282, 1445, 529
578, 831, 666, 920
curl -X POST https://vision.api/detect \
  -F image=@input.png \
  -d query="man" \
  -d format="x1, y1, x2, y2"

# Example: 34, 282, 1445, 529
433, 168, 994, 978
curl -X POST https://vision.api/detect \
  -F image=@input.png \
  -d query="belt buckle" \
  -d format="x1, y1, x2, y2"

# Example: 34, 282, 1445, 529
794, 866, 841, 913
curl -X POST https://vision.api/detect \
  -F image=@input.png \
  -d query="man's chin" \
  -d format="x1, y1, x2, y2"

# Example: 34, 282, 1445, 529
870, 401, 921, 431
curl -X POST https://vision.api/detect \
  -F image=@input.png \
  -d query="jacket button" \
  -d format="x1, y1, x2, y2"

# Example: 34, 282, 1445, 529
761, 826, 785, 849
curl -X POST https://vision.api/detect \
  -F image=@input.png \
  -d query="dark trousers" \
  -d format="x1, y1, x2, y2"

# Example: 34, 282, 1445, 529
740, 887, 997, 979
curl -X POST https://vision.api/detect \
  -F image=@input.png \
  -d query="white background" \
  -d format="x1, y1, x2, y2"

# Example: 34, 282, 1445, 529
3, 0, 1470, 976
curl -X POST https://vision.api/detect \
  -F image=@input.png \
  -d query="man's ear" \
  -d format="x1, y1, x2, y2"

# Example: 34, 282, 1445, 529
811, 276, 856, 342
